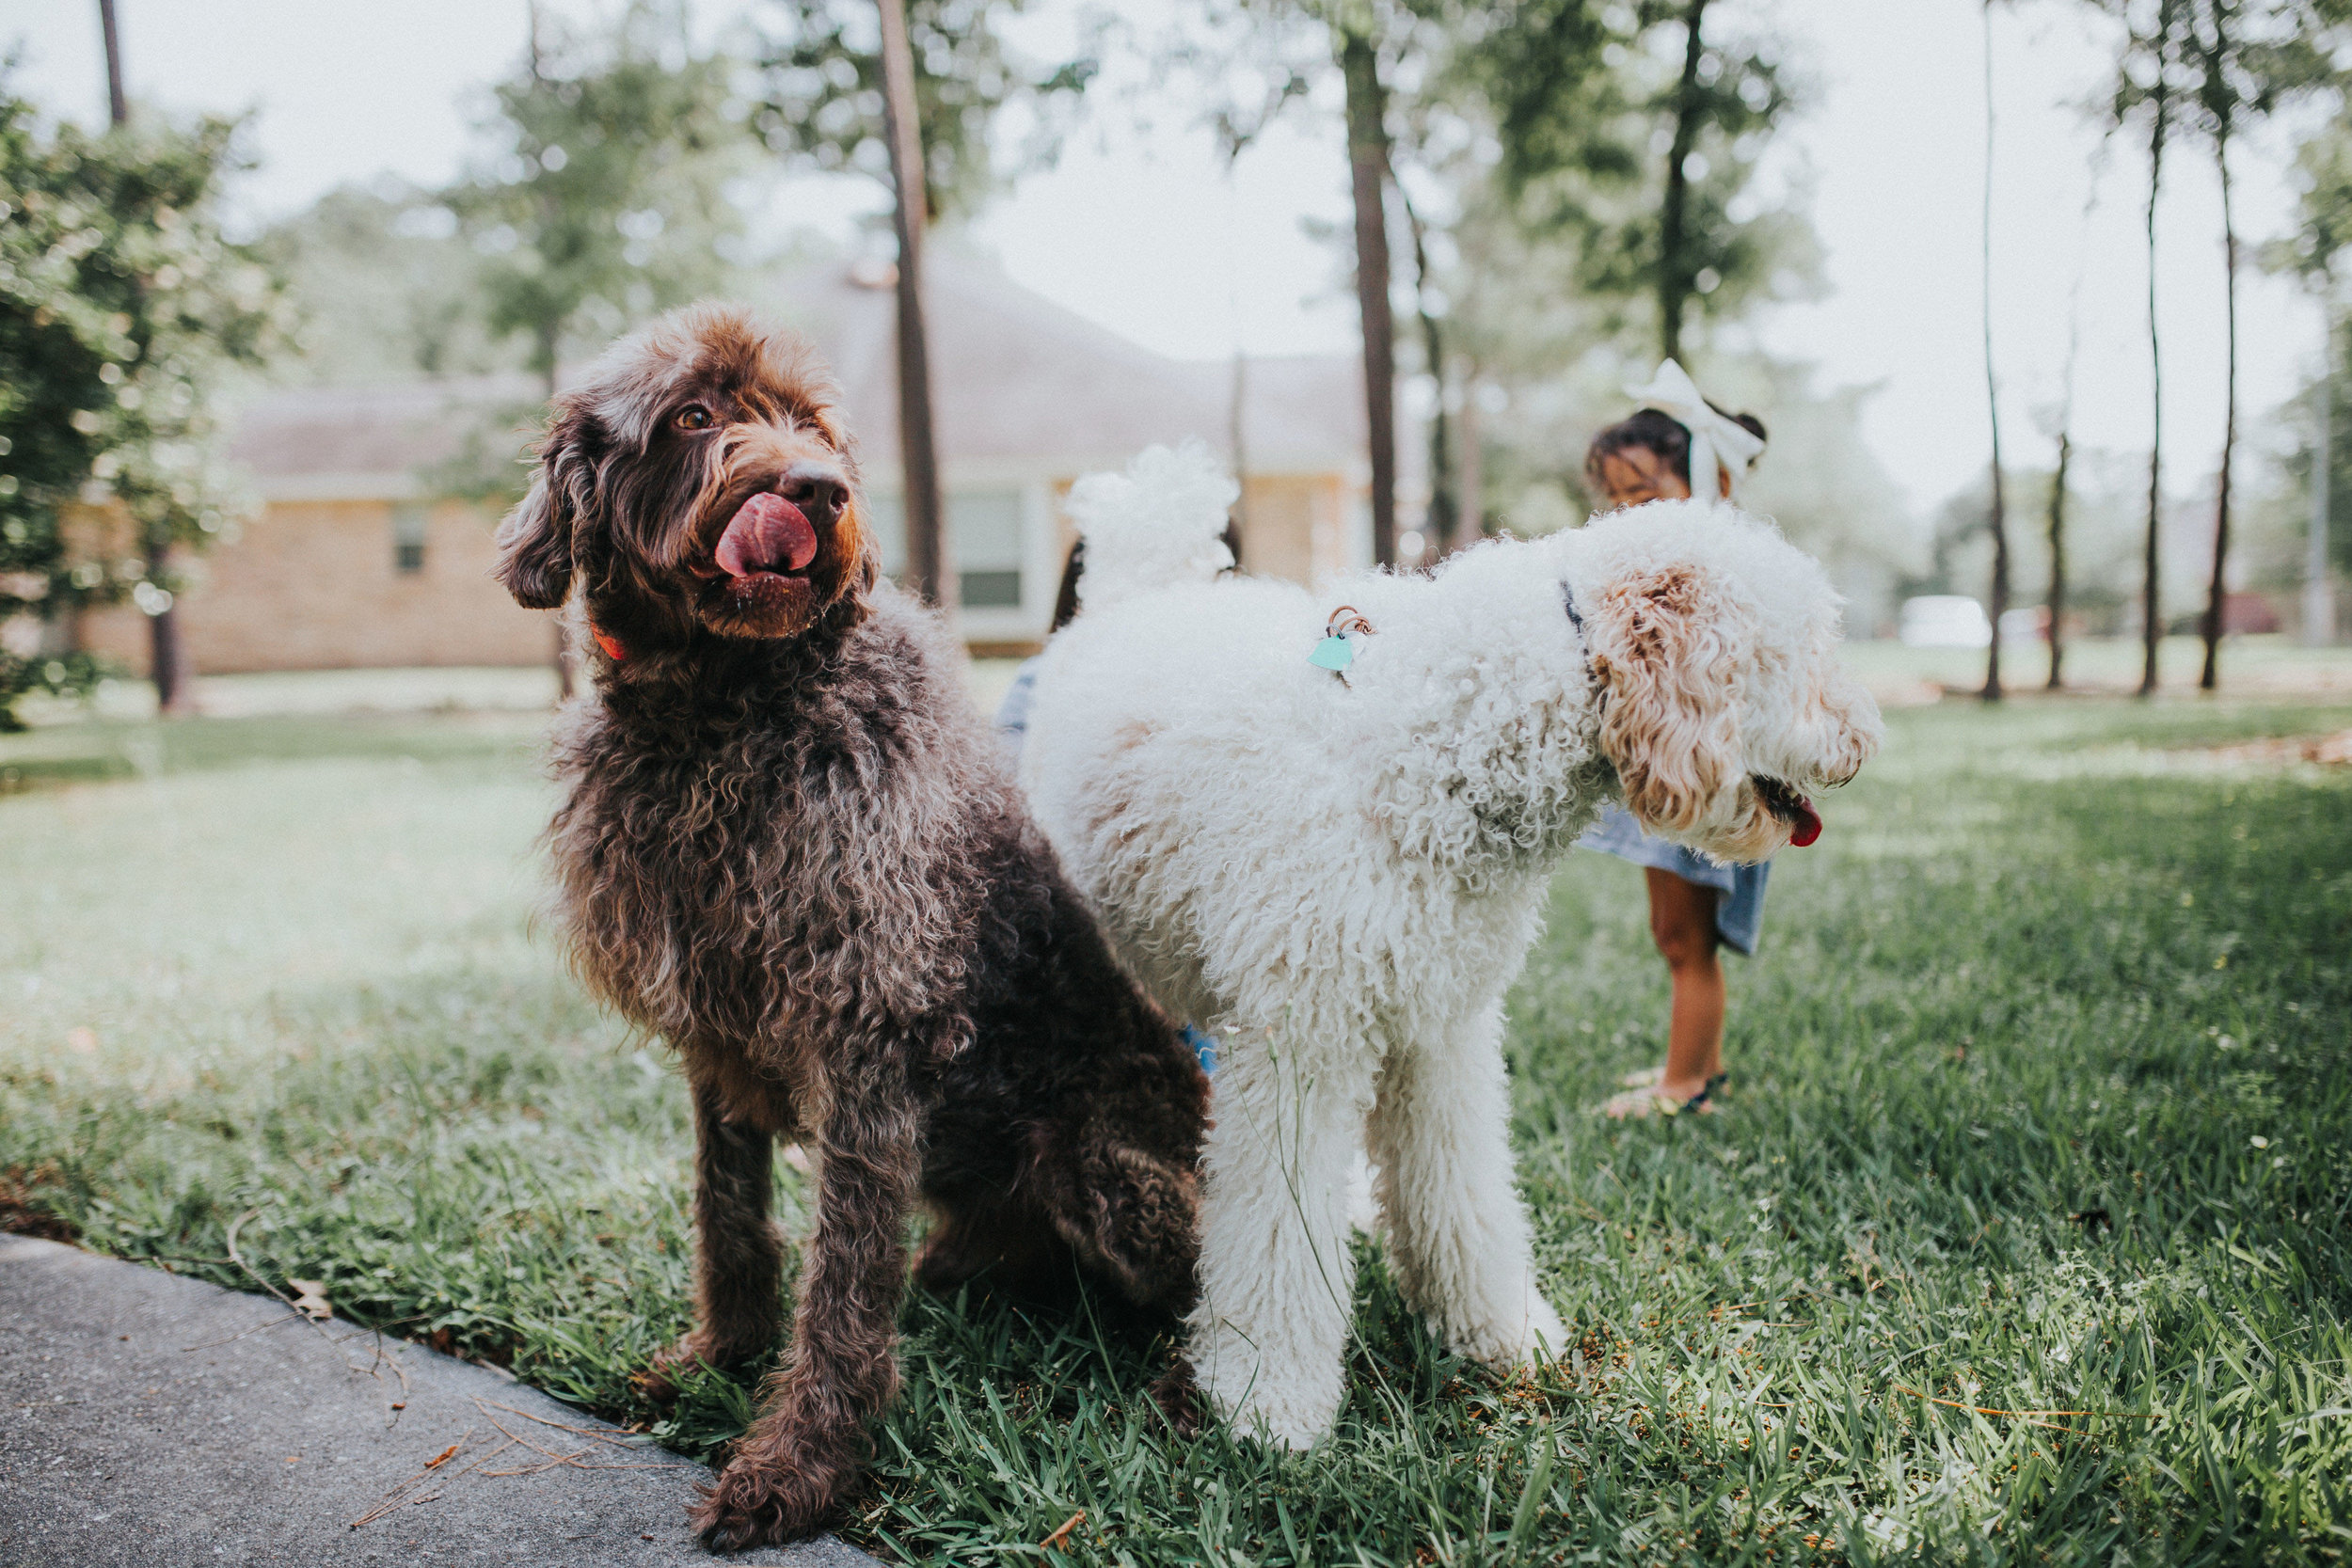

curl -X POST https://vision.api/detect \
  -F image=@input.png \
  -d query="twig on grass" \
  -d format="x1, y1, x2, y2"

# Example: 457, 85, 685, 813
222, 1207, 383, 1383
474, 1407, 621, 1476
178, 1312, 307, 1354
350, 1429, 488, 1528
1039, 1512, 1086, 1552
360, 1329, 413, 1400
472, 1397, 657, 1444
471, 1397, 694, 1472
1894, 1383, 2162, 1434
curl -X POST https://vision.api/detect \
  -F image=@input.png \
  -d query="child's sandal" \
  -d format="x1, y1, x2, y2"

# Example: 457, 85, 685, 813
1598, 1072, 1726, 1119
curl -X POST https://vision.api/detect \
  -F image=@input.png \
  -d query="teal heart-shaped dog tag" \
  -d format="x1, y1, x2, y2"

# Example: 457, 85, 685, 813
1309, 635, 1355, 673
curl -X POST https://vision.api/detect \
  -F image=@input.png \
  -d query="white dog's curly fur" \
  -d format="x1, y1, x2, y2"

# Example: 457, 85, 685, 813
1020, 446, 1883, 1448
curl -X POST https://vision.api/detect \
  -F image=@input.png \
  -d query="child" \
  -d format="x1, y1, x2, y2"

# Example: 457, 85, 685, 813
1581, 362, 1771, 1118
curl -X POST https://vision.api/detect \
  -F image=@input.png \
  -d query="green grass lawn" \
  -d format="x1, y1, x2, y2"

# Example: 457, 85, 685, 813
3, 692, 2348, 1565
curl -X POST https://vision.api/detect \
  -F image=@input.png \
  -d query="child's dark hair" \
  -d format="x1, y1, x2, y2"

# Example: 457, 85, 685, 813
1048, 519, 1242, 634
1584, 403, 1768, 489
1050, 539, 1088, 632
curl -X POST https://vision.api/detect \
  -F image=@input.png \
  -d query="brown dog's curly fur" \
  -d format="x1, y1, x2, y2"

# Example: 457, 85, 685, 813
493, 304, 1207, 1549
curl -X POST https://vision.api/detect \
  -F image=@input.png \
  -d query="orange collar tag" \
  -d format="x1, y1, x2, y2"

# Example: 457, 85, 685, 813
591, 625, 627, 662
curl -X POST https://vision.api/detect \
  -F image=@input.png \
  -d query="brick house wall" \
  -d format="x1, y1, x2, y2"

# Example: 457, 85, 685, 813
82, 496, 555, 674
66, 261, 1390, 677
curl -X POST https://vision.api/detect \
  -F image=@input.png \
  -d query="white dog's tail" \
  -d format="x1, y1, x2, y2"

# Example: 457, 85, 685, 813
1064, 442, 1239, 615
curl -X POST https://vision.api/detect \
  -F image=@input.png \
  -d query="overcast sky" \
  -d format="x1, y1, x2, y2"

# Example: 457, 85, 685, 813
3, 0, 2331, 521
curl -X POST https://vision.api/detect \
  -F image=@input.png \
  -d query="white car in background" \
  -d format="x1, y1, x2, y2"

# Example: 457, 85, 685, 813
1899, 595, 1993, 648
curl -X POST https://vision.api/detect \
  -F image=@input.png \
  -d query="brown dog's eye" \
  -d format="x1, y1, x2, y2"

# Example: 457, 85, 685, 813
675, 405, 713, 432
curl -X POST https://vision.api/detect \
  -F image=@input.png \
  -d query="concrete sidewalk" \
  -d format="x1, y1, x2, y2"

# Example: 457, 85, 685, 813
0, 1235, 872, 1567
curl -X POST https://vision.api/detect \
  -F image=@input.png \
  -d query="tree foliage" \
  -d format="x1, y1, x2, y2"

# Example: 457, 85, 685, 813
259, 183, 513, 386
751, 0, 1094, 222
1463, 0, 1816, 358
0, 83, 283, 725
445, 2, 754, 395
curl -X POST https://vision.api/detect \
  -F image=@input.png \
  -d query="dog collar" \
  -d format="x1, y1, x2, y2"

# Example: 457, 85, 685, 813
1309, 606, 1375, 685
1562, 578, 1606, 750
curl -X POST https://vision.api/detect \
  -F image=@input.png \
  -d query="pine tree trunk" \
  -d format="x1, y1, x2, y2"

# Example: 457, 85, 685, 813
1403, 195, 1454, 562
540, 353, 575, 702
2046, 430, 2072, 689
1658, 0, 1710, 364
1458, 381, 1484, 549
98, 0, 128, 125
878, 0, 947, 606
2307, 309, 2336, 646
145, 542, 191, 715
2139, 68, 2171, 699
1341, 29, 1397, 568
2200, 139, 2236, 691
1979, 0, 2009, 703
1228, 346, 1250, 542
101, 0, 194, 715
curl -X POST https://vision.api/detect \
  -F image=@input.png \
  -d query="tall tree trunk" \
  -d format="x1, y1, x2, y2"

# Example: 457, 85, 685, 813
541, 351, 575, 701
2139, 55, 2172, 698
877, 0, 947, 606
1341, 29, 1397, 569
1979, 0, 2009, 703
1400, 190, 1454, 562
2200, 135, 2236, 690
1658, 0, 1711, 364
2045, 433, 2072, 689
1229, 346, 1250, 541
1458, 377, 1484, 550
98, 0, 128, 125
2308, 305, 2336, 646
100, 0, 190, 714
2048, 143, 2104, 689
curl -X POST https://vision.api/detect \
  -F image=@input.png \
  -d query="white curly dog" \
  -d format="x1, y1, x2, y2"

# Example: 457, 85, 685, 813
1018, 446, 1883, 1448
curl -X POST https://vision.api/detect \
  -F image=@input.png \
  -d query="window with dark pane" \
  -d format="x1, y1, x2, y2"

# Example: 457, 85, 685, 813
392, 504, 427, 574
951, 489, 1023, 609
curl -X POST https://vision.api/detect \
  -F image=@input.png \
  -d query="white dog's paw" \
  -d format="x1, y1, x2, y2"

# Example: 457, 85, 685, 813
1226, 1391, 1332, 1451
1454, 1288, 1567, 1371
1522, 1291, 1569, 1364
1195, 1326, 1343, 1449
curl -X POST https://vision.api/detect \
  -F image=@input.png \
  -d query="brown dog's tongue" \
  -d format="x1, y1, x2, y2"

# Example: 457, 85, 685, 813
715, 493, 818, 578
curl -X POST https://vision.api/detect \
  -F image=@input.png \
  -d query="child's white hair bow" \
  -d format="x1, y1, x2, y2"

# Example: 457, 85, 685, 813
1624, 359, 1766, 501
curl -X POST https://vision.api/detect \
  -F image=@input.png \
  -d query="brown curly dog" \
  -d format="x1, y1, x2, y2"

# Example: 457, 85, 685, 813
492, 303, 1206, 1549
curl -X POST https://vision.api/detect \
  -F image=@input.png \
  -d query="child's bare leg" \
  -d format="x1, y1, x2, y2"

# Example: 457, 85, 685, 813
1650, 868, 1724, 1096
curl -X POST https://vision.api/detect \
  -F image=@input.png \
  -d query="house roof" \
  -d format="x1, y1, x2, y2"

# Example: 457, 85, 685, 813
230, 256, 1395, 499
227, 373, 544, 499
773, 257, 1377, 481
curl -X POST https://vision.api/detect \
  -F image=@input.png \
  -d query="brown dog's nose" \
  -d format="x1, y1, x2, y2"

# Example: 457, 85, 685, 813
778, 461, 848, 529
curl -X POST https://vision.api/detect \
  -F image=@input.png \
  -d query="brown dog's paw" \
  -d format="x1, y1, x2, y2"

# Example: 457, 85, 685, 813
691, 1453, 844, 1550
1150, 1358, 1206, 1439
633, 1334, 730, 1408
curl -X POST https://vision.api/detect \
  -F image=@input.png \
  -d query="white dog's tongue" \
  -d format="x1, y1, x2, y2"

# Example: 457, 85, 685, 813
716, 493, 818, 578
1788, 797, 1822, 847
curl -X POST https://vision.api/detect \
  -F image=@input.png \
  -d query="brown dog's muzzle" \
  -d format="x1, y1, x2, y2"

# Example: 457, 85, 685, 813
684, 452, 858, 635
777, 460, 847, 531
700, 461, 847, 575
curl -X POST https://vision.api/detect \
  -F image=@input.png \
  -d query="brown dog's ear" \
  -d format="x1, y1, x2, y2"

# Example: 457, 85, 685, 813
1588, 562, 1746, 834
494, 409, 590, 610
